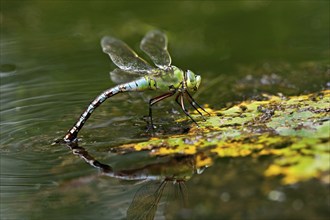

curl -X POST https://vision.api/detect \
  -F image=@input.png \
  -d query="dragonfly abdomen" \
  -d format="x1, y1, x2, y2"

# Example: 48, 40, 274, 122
64, 77, 155, 142
121, 76, 155, 92
64, 84, 134, 142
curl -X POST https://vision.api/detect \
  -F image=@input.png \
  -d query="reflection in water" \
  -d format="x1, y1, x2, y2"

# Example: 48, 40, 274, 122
64, 141, 207, 219
127, 178, 187, 220
2, 1, 329, 219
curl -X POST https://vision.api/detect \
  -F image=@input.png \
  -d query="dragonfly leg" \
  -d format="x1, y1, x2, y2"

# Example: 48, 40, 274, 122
183, 92, 205, 121
184, 91, 210, 116
176, 181, 188, 207
175, 92, 199, 126
175, 92, 182, 107
148, 90, 177, 130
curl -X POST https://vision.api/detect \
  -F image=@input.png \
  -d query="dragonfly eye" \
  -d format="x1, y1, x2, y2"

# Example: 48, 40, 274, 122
186, 70, 201, 91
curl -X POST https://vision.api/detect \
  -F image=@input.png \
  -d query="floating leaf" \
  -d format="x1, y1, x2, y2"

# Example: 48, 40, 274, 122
115, 90, 330, 184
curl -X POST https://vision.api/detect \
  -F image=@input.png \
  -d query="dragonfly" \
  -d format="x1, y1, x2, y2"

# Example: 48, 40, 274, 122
64, 30, 209, 142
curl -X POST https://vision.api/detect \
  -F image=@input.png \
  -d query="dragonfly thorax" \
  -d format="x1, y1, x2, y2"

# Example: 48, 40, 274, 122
168, 67, 201, 92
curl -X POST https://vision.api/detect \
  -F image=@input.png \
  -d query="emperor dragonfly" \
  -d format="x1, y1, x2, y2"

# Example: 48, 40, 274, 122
64, 30, 208, 142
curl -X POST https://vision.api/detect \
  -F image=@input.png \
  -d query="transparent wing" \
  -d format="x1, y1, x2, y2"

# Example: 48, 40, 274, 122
127, 181, 167, 220
109, 68, 143, 84
140, 30, 172, 70
101, 36, 154, 73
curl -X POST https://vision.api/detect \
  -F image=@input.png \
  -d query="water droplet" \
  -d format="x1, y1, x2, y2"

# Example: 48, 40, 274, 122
196, 167, 206, 174
268, 190, 286, 202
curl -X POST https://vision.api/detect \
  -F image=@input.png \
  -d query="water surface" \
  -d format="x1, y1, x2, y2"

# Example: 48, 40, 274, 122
1, 1, 329, 219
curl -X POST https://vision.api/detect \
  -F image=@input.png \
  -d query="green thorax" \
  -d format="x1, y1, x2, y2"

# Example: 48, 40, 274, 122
146, 66, 184, 91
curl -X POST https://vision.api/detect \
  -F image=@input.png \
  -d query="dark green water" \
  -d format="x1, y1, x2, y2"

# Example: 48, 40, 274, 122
1, 1, 329, 220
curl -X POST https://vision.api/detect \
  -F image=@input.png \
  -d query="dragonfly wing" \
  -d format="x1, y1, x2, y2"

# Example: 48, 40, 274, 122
101, 36, 153, 73
127, 181, 167, 220
140, 30, 172, 70
110, 68, 145, 84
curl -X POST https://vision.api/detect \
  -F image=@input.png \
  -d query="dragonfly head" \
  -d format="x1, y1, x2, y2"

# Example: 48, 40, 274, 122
185, 70, 201, 92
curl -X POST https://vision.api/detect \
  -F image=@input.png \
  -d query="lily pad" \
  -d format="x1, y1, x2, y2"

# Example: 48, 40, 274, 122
114, 90, 330, 184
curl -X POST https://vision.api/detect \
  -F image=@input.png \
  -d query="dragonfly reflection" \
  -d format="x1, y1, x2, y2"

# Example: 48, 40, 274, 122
65, 142, 210, 219
127, 177, 187, 220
